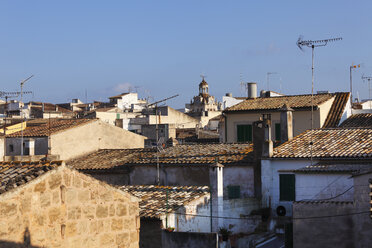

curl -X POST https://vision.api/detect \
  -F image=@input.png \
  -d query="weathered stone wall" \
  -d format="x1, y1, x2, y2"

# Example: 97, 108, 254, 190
0, 166, 140, 248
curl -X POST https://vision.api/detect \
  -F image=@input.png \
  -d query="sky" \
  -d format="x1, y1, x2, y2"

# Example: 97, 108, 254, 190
1, 0, 372, 108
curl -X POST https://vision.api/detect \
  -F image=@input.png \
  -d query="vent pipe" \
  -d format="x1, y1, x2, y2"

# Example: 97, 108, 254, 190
248, 82, 257, 98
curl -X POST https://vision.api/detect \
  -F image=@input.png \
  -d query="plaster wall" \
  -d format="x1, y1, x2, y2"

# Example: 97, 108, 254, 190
0, 166, 140, 248
6, 137, 48, 156
148, 107, 199, 129
296, 173, 353, 201
166, 195, 211, 233
51, 120, 146, 160
261, 159, 312, 216
293, 202, 355, 248
0, 137, 4, 160
225, 108, 325, 143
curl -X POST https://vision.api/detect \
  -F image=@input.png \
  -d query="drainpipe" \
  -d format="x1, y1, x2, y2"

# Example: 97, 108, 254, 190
210, 186, 213, 232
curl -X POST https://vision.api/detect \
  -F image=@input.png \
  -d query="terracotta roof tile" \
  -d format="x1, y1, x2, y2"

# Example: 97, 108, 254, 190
272, 128, 372, 158
224, 93, 335, 112
0, 161, 62, 194
68, 143, 254, 170
7, 119, 94, 137
340, 113, 372, 128
119, 185, 209, 218
322, 92, 350, 128
293, 162, 372, 173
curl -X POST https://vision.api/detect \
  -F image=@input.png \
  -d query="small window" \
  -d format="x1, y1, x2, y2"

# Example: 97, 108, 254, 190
237, 124, 252, 142
116, 113, 120, 119
9, 144, 14, 152
275, 123, 281, 141
227, 185, 240, 199
280, 174, 295, 201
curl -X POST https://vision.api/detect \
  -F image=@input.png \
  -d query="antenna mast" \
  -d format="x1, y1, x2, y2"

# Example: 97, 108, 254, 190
296, 36, 342, 165
362, 75, 372, 109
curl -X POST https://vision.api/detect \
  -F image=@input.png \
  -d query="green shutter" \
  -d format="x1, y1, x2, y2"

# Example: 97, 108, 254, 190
280, 174, 295, 201
228, 185, 240, 199
275, 123, 281, 141
237, 125, 252, 142
116, 113, 120, 119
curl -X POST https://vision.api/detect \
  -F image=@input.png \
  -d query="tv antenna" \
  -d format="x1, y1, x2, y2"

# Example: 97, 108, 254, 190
361, 74, 372, 109
146, 94, 179, 185
296, 36, 342, 165
266, 72, 278, 91
20, 75, 34, 161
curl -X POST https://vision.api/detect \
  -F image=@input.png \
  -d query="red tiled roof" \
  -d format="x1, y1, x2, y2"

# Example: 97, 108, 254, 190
119, 185, 209, 218
224, 93, 336, 112
322, 92, 350, 128
7, 119, 94, 137
68, 143, 254, 170
272, 128, 372, 159
340, 113, 372, 128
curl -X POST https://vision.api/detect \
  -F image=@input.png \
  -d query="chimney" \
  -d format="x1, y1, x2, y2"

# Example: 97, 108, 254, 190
279, 104, 294, 143
247, 82, 257, 98
262, 114, 273, 157
209, 163, 224, 232
225, 93, 232, 97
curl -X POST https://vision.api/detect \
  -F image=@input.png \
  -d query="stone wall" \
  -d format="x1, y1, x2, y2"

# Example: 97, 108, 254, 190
0, 166, 140, 248
162, 231, 218, 248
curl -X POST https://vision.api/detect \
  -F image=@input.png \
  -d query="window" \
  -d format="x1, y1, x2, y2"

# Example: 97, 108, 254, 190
116, 113, 120, 119
9, 144, 14, 152
237, 124, 252, 142
227, 185, 240, 199
275, 123, 281, 141
280, 174, 295, 201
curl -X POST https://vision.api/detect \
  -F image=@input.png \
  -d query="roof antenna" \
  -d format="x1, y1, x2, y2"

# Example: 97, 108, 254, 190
361, 75, 372, 109
266, 72, 278, 91
296, 36, 342, 165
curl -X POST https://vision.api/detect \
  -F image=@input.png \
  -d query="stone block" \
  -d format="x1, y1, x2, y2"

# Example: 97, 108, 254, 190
32, 212, 45, 226
78, 190, 90, 203
78, 220, 88, 235
129, 203, 137, 215
100, 190, 113, 202
111, 218, 124, 231
48, 207, 61, 224
67, 206, 81, 220
89, 221, 98, 234
66, 189, 77, 204
109, 204, 115, 217
63, 173, 71, 186
116, 232, 130, 246
100, 233, 115, 247
34, 181, 46, 193
20, 194, 32, 213
83, 181, 91, 188
96, 205, 108, 218
52, 190, 60, 205
73, 175, 82, 188
83, 205, 95, 219
40, 192, 51, 208
49, 173, 62, 190
130, 231, 139, 243
65, 222, 77, 237
116, 203, 128, 216
0, 202, 18, 217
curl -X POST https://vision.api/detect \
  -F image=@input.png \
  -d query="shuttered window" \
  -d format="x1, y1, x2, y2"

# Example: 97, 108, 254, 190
237, 124, 252, 142
275, 123, 281, 141
280, 174, 295, 201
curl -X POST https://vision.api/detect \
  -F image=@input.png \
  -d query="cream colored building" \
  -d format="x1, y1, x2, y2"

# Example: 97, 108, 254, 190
222, 92, 351, 143
4, 118, 146, 161
0, 162, 140, 248
185, 78, 222, 127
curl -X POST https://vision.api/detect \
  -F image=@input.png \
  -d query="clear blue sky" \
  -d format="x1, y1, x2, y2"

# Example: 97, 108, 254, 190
1, 0, 372, 108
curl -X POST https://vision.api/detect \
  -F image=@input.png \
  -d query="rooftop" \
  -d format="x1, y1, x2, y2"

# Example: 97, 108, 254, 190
7, 119, 94, 137
68, 143, 254, 170
0, 161, 62, 194
340, 113, 372, 128
119, 185, 209, 218
293, 162, 372, 173
272, 128, 372, 159
224, 92, 344, 112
